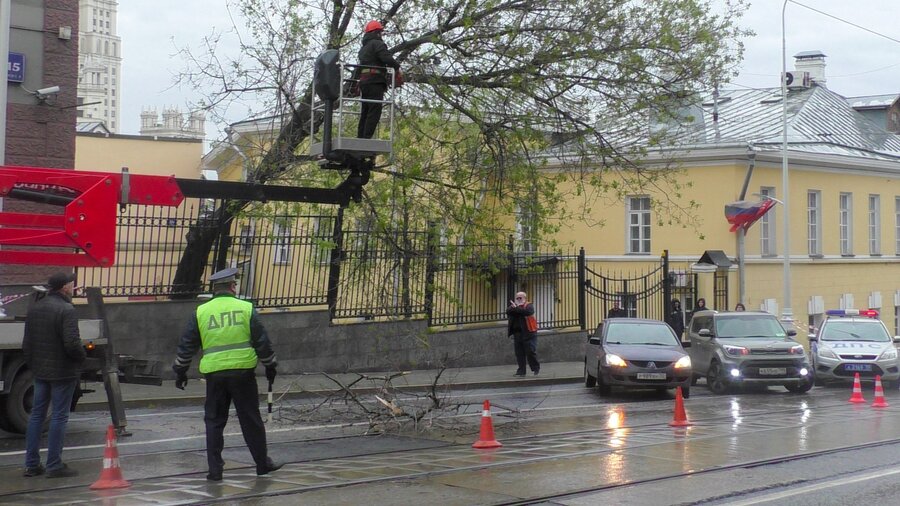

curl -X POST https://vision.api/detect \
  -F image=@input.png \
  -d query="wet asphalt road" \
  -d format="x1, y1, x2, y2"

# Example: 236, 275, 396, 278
2, 380, 900, 504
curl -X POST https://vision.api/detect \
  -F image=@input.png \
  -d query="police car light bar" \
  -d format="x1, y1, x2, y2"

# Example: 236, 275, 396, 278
825, 309, 879, 318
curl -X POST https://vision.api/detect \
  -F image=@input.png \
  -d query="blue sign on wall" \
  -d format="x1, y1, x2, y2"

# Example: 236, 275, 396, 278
8, 52, 25, 83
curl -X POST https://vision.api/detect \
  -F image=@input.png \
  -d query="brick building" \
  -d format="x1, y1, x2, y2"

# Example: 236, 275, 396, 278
2, 0, 79, 284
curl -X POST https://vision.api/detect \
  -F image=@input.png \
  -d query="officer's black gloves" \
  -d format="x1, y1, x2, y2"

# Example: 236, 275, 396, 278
173, 364, 189, 390
265, 364, 277, 384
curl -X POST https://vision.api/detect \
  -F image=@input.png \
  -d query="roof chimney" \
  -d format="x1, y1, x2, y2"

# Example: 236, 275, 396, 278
794, 51, 826, 86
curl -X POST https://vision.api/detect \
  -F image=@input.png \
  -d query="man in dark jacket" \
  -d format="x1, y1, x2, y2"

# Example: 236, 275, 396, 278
666, 299, 685, 339
173, 267, 281, 481
356, 20, 401, 139
607, 300, 628, 318
507, 291, 540, 377
23, 272, 86, 478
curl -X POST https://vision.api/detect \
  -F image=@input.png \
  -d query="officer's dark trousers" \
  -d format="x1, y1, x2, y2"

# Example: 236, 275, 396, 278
204, 369, 267, 474
357, 83, 387, 139
513, 334, 540, 374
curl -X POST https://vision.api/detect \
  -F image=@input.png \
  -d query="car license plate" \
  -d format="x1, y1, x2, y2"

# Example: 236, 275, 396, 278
845, 364, 872, 372
759, 367, 786, 375
637, 373, 667, 380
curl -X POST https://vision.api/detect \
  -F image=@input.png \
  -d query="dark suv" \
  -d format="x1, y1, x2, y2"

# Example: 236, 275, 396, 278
688, 310, 813, 394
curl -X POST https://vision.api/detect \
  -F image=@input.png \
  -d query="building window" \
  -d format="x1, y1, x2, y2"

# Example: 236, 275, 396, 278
895, 304, 900, 336
626, 196, 651, 254
760, 187, 776, 256
840, 192, 853, 255
895, 197, 900, 255
272, 222, 292, 265
807, 190, 821, 256
515, 203, 536, 252
869, 194, 881, 255
238, 224, 253, 255
313, 216, 335, 265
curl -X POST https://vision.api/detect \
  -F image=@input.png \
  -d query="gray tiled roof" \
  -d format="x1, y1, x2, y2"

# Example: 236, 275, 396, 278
667, 85, 900, 159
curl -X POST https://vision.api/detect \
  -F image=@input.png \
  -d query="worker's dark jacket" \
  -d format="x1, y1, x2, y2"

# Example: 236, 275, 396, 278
357, 31, 400, 86
22, 291, 86, 381
507, 303, 537, 340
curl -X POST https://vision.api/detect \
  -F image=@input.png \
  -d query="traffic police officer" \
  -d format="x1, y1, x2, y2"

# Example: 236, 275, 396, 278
172, 267, 282, 481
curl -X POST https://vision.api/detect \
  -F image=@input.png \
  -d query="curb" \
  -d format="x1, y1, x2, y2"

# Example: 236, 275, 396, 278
76, 376, 584, 411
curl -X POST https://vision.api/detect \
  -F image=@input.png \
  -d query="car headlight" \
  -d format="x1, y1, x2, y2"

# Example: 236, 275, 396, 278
880, 348, 898, 360
674, 356, 692, 369
722, 345, 749, 356
817, 347, 838, 359
605, 354, 627, 367
789, 345, 806, 355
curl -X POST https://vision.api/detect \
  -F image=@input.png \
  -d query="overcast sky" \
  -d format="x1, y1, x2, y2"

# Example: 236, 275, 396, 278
117, 0, 900, 141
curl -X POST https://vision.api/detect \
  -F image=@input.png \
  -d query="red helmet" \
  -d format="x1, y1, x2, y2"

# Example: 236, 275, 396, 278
364, 20, 384, 33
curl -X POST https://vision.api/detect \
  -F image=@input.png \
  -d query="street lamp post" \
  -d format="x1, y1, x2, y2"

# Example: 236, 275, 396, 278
780, 0, 793, 323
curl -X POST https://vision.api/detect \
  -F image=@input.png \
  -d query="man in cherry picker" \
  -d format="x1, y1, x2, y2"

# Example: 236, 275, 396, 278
356, 20, 402, 139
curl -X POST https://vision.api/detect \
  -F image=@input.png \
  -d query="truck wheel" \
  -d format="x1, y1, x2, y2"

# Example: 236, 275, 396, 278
584, 361, 596, 388
4, 369, 36, 434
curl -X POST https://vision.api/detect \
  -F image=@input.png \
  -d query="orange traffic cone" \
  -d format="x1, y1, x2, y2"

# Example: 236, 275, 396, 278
849, 373, 866, 403
90, 425, 131, 490
669, 386, 691, 427
872, 375, 889, 408
472, 400, 502, 449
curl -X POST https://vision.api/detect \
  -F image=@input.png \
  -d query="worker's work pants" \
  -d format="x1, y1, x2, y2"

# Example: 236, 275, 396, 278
204, 369, 267, 475
357, 83, 387, 139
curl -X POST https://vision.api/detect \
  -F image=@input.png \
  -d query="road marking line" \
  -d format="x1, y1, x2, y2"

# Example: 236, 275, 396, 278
725, 466, 900, 505
0, 422, 371, 457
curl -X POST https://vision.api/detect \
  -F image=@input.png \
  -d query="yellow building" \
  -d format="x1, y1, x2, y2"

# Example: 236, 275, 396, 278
543, 77, 900, 338
74, 129, 204, 299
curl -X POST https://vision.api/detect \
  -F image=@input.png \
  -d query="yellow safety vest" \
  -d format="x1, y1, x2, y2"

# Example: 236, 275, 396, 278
196, 295, 257, 374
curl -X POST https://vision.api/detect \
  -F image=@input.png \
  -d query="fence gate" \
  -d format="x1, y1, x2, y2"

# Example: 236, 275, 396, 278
581, 250, 697, 332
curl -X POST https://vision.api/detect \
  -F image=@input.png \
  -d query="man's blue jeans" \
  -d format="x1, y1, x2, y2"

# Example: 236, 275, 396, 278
25, 378, 77, 471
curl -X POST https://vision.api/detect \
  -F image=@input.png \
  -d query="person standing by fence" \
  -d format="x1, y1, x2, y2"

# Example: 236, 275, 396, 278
23, 272, 85, 478
507, 291, 540, 377
666, 299, 685, 339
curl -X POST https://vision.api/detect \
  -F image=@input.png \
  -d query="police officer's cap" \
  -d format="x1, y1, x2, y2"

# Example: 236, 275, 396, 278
209, 267, 240, 284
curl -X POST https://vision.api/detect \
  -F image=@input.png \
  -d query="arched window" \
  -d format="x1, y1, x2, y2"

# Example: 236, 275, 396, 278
104, 41, 109, 55
112, 42, 117, 56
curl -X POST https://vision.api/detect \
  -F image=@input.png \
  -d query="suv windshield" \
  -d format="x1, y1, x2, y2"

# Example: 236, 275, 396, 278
714, 315, 786, 339
606, 323, 679, 346
821, 321, 891, 342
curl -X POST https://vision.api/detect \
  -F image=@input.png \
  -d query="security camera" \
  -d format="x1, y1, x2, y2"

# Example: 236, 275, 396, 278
35, 86, 60, 96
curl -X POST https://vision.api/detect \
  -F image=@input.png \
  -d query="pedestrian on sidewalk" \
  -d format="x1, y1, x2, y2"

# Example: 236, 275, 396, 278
507, 291, 540, 377
607, 299, 628, 318
22, 272, 86, 479
172, 267, 283, 482
666, 299, 685, 339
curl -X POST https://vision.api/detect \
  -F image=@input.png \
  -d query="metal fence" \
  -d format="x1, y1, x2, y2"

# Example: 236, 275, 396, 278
75, 200, 689, 331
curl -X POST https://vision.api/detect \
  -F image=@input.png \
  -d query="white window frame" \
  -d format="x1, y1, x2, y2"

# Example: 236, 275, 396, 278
272, 222, 292, 265
515, 203, 536, 253
840, 192, 853, 256
895, 305, 900, 337
313, 216, 335, 265
626, 196, 651, 254
894, 197, 900, 255
869, 194, 881, 255
807, 190, 821, 256
760, 187, 776, 256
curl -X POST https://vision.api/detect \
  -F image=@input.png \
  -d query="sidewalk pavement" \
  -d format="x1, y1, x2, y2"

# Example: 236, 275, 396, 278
78, 361, 585, 410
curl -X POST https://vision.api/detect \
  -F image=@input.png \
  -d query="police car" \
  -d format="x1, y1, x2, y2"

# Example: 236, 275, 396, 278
809, 309, 900, 388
